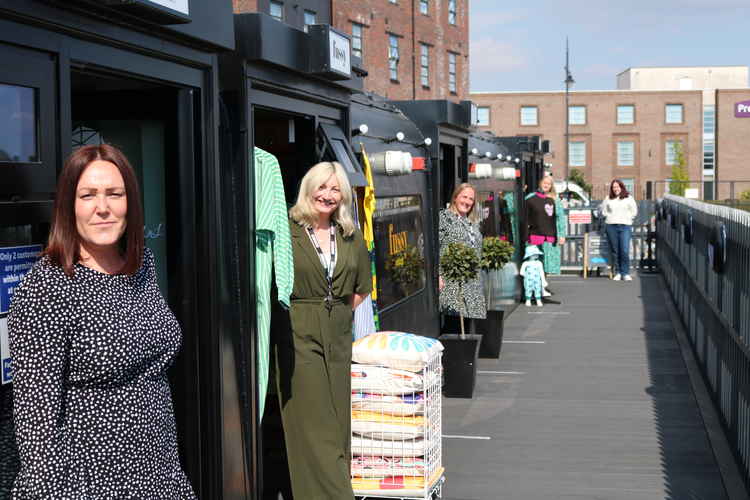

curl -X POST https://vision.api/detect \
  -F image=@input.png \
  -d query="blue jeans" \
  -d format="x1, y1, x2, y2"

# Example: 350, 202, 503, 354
605, 224, 632, 276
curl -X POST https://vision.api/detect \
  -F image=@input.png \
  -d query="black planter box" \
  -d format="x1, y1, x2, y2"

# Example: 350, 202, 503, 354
476, 310, 505, 358
440, 334, 482, 398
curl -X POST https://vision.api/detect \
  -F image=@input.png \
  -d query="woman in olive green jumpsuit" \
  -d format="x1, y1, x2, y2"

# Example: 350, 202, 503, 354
276, 161, 372, 500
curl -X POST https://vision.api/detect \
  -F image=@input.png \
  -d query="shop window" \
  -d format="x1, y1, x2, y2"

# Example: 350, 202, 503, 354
568, 105, 586, 125
317, 123, 367, 186
420, 43, 430, 88
520, 106, 537, 126
666, 104, 683, 124
568, 141, 585, 167
617, 141, 634, 166
388, 35, 400, 81
420, 0, 429, 14
476, 106, 490, 126
373, 195, 426, 310
703, 105, 715, 134
448, 0, 456, 24
448, 52, 457, 94
0, 84, 38, 163
704, 139, 714, 170
269, 1, 283, 22
303, 10, 316, 32
616, 105, 634, 124
352, 23, 363, 59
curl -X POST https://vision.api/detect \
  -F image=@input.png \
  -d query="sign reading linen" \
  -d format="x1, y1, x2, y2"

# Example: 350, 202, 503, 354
0, 245, 42, 315
736, 100, 750, 118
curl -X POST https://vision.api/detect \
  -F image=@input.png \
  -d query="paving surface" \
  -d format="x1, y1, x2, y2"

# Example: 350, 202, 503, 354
441, 273, 729, 500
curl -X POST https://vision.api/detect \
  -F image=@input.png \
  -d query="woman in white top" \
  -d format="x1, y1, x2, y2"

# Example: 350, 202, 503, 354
600, 179, 638, 281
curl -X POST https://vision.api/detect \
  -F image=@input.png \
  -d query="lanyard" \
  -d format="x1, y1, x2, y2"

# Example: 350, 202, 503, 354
306, 224, 337, 311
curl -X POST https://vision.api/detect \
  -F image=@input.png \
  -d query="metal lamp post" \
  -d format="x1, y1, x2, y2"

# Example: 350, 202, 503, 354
564, 38, 575, 195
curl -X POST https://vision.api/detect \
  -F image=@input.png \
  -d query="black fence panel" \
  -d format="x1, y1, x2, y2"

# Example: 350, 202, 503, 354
657, 195, 750, 492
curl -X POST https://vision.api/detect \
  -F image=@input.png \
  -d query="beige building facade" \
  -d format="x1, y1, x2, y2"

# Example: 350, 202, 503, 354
471, 90, 704, 198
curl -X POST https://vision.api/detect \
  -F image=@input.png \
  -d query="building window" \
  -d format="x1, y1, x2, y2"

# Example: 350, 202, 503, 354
420, 0, 429, 14
420, 43, 430, 88
477, 106, 490, 126
448, 0, 456, 24
520, 106, 538, 126
373, 195, 427, 310
448, 52, 457, 93
666, 140, 681, 165
568, 141, 586, 167
351, 23, 363, 59
269, 1, 283, 21
617, 105, 634, 125
621, 178, 635, 195
568, 105, 586, 125
303, 10, 316, 32
388, 35, 399, 81
389, 0, 397, 3
703, 105, 715, 172
617, 141, 635, 166
0, 83, 38, 163
666, 104, 683, 124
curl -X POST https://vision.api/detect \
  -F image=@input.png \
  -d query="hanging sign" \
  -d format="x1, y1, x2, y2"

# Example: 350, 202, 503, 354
568, 209, 592, 224
308, 25, 352, 80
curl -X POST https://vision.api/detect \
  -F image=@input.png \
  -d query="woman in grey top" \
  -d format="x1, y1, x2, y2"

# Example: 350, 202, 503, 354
438, 183, 487, 322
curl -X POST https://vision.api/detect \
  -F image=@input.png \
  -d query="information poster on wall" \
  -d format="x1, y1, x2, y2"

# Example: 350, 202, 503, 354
0, 244, 42, 384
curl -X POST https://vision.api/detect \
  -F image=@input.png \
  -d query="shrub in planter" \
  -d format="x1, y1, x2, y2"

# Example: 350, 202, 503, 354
385, 245, 425, 296
440, 242, 480, 339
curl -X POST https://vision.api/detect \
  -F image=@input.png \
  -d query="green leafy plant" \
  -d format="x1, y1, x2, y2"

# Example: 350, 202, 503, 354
481, 237, 514, 270
568, 168, 592, 196
385, 245, 425, 294
440, 242, 481, 339
669, 142, 689, 196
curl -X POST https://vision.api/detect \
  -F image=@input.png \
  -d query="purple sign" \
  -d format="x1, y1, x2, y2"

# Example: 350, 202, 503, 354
736, 100, 750, 118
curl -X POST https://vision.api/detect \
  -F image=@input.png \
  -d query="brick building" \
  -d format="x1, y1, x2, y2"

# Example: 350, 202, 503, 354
232, 0, 470, 101
470, 89, 704, 198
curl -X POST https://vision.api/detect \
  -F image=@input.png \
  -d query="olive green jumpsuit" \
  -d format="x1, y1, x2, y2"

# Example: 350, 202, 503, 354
275, 221, 372, 500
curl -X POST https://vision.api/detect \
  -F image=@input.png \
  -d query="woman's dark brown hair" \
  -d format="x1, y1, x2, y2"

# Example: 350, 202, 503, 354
45, 144, 144, 276
608, 179, 630, 200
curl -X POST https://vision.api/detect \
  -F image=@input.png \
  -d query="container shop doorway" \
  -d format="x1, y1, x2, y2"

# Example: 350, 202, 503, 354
439, 143, 462, 210
69, 69, 205, 494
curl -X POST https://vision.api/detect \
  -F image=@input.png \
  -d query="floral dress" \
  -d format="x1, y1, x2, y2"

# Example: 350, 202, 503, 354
8, 249, 196, 499
438, 209, 487, 319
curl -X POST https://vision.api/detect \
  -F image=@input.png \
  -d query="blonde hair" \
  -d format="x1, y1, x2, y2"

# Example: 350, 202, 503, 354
448, 183, 481, 223
289, 161, 356, 237
539, 175, 557, 199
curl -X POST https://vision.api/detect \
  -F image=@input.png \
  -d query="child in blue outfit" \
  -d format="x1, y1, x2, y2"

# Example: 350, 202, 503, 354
520, 245, 547, 307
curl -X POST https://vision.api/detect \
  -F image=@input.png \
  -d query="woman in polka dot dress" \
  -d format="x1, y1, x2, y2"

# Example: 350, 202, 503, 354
8, 145, 196, 499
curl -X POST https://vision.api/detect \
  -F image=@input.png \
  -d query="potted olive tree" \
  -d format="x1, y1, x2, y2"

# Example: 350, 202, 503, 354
385, 245, 425, 297
477, 237, 515, 358
439, 242, 483, 398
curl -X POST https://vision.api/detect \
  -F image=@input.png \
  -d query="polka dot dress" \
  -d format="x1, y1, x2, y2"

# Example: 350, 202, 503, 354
7, 249, 196, 499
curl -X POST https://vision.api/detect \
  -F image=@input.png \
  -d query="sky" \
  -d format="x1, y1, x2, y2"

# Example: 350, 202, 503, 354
470, 0, 750, 92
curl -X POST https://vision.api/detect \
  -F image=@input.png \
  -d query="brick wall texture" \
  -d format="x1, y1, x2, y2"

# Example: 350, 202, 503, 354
470, 90, 706, 198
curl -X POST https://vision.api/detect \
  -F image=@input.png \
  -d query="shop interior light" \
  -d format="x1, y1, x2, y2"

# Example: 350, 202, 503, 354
352, 124, 369, 136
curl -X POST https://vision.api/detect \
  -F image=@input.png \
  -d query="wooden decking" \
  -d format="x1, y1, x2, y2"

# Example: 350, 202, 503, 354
441, 273, 732, 500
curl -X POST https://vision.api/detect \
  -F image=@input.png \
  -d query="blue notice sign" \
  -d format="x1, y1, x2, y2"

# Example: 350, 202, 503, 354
1, 245, 42, 315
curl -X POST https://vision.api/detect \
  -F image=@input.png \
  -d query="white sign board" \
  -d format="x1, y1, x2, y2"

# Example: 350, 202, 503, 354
1, 318, 10, 385
329, 30, 351, 77
146, 0, 189, 15
684, 188, 700, 199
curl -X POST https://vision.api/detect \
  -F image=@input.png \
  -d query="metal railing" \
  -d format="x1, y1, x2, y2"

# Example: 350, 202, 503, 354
560, 201, 656, 272
657, 195, 750, 492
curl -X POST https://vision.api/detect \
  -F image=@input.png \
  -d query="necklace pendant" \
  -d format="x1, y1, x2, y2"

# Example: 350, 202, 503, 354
324, 294, 333, 312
